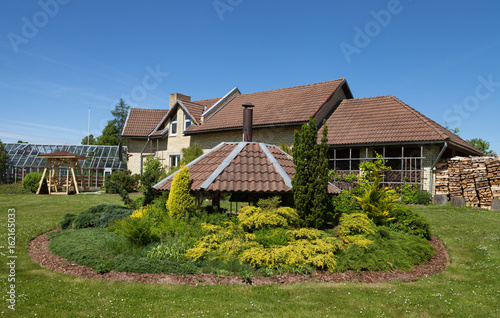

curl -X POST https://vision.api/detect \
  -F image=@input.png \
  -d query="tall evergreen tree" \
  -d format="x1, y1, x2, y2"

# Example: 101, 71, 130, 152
291, 117, 329, 228
97, 120, 121, 145
112, 98, 130, 134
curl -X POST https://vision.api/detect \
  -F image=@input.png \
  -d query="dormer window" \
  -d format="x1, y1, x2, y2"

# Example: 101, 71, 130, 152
185, 116, 192, 130
170, 114, 177, 136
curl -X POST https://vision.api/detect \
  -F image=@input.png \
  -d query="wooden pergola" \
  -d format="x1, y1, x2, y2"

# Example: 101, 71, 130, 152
36, 151, 87, 195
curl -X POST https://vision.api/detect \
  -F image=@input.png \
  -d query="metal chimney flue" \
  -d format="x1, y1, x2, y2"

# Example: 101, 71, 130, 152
242, 102, 254, 142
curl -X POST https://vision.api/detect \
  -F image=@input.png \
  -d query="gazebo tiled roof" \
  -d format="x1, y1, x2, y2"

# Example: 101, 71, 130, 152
154, 142, 340, 194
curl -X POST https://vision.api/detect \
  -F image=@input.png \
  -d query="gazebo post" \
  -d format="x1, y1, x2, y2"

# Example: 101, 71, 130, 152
212, 191, 221, 210
36, 167, 48, 195
65, 165, 70, 195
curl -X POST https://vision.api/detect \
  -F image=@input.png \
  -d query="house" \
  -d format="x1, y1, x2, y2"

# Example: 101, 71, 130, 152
122, 78, 481, 195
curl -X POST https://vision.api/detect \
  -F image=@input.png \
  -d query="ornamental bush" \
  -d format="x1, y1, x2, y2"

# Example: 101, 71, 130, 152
388, 205, 432, 239
237, 206, 299, 232
60, 204, 132, 229
166, 166, 196, 220
22, 172, 48, 194
104, 169, 139, 194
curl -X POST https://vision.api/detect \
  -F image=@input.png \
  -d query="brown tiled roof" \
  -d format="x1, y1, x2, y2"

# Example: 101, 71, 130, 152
319, 95, 481, 155
178, 100, 206, 125
185, 79, 345, 134
122, 108, 168, 137
38, 151, 86, 159
154, 142, 340, 194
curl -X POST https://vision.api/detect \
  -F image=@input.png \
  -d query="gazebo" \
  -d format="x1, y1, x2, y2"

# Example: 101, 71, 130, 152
154, 141, 340, 209
36, 151, 87, 195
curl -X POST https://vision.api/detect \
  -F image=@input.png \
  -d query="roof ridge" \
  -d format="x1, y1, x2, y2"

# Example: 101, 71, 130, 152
389, 95, 449, 140
239, 78, 344, 96
259, 143, 292, 189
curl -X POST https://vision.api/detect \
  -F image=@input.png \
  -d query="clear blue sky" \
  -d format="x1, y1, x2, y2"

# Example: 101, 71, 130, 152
1, 0, 499, 152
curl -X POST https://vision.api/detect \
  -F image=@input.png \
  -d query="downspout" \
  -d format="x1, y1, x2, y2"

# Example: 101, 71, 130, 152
139, 138, 151, 176
429, 142, 447, 197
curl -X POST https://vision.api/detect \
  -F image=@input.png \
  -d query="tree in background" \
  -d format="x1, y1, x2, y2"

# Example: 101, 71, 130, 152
112, 98, 130, 136
467, 138, 493, 155
141, 157, 166, 206
81, 134, 96, 145
167, 143, 204, 176
17, 140, 28, 143
93, 99, 130, 146
0, 140, 8, 183
180, 142, 204, 166
291, 117, 329, 229
97, 120, 121, 145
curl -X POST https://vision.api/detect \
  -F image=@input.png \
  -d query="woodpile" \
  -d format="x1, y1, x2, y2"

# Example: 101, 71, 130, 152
434, 156, 500, 208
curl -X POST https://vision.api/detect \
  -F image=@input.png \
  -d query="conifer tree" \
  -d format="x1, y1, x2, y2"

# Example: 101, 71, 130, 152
292, 117, 329, 228
166, 166, 196, 219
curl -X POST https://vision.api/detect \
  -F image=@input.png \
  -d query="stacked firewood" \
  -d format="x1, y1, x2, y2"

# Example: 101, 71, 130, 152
436, 156, 500, 208
434, 161, 450, 196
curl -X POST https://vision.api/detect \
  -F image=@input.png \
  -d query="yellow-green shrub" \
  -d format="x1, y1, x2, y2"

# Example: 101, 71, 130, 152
166, 166, 196, 220
184, 222, 257, 262
336, 213, 376, 250
130, 206, 149, 219
237, 206, 298, 231
241, 235, 340, 271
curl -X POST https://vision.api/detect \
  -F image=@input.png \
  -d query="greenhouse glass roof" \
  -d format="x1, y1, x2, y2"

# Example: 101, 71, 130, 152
4, 143, 127, 170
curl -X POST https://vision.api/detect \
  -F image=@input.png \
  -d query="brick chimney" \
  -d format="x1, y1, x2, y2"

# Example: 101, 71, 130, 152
169, 93, 191, 107
242, 102, 254, 142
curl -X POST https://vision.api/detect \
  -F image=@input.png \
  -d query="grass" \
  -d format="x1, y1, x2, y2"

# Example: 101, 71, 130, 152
0, 192, 499, 317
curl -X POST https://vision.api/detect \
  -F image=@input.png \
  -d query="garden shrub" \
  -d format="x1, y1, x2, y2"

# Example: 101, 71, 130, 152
140, 157, 166, 207
110, 205, 167, 246
336, 213, 376, 237
241, 234, 340, 271
59, 204, 132, 229
398, 182, 431, 205
388, 205, 432, 239
411, 190, 432, 205
335, 227, 435, 272
104, 169, 139, 194
356, 176, 398, 225
146, 237, 193, 260
336, 213, 376, 250
184, 222, 255, 262
237, 206, 298, 232
166, 166, 196, 220
257, 196, 282, 211
254, 228, 290, 247
22, 172, 47, 193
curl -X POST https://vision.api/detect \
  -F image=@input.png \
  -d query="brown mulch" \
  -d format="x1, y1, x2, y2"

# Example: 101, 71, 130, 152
28, 230, 450, 286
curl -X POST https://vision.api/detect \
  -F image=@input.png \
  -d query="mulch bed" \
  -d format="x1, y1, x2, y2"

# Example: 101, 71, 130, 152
28, 230, 450, 286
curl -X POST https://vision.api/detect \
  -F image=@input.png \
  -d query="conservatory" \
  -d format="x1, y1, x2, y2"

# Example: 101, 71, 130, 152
3, 143, 127, 189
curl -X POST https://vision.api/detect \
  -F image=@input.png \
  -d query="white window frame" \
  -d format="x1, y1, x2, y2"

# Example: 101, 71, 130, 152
185, 115, 192, 130
170, 155, 180, 167
170, 114, 177, 136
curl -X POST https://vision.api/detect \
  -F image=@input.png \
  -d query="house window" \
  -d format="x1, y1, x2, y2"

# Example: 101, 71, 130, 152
185, 116, 192, 130
170, 155, 180, 167
170, 114, 177, 136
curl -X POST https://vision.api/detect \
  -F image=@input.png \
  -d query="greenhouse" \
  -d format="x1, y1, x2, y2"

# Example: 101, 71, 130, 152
3, 143, 127, 189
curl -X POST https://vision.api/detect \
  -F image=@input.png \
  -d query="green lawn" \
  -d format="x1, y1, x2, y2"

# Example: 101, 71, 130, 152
0, 193, 498, 317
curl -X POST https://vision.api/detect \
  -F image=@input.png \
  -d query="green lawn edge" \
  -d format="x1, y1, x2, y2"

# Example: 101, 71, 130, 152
0, 194, 498, 317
